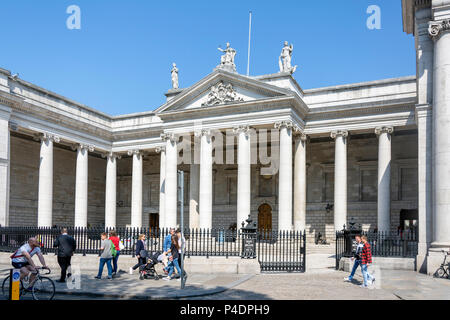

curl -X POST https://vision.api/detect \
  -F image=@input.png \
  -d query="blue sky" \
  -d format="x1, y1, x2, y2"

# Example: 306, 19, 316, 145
0, 0, 415, 115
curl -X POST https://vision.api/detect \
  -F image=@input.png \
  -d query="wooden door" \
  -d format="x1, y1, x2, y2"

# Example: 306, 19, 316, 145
258, 204, 272, 235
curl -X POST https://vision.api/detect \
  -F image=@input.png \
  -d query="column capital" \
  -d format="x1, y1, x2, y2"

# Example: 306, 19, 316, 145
330, 130, 348, 139
102, 152, 121, 160
160, 132, 177, 143
194, 128, 212, 138
72, 143, 94, 152
375, 126, 394, 136
127, 149, 143, 157
274, 120, 293, 130
155, 146, 166, 154
232, 125, 251, 136
39, 132, 60, 143
293, 125, 307, 141
428, 19, 450, 40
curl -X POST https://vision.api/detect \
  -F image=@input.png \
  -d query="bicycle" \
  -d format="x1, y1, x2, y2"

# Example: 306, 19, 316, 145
433, 250, 449, 279
2, 267, 55, 300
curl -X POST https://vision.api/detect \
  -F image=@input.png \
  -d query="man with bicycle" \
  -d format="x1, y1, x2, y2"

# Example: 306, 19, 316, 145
10, 237, 50, 288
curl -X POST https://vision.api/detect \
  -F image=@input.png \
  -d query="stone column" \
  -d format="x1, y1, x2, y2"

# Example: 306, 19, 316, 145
234, 125, 251, 229
414, 8, 434, 273
0, 107, 11, 227
162, 133, 177, 228
416, 106, 432, 273
275, 121, 293, 231
104, 152, 120, 228
128, 150, 143, 228
375, 127, 393, 233
37, 133, 59, 227
416, 8, 434, 106
189, 137, 200, 229
429, 16, 450, 249
197, 129, 212, 229
156, 146, 166, 228
74, 144, 93, 227
293, 130, 307, 232
331, 130, 348, 232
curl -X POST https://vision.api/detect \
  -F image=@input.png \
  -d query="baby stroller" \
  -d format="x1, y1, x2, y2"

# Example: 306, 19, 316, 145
138, 250, 162, 280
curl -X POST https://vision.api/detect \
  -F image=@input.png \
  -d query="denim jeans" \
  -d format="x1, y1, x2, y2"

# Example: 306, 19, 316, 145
348, 259, 362, 280
167, 258, 181, 278
112, 251, 120, 273
361, 263, 373, 286
97, 258, 113, 278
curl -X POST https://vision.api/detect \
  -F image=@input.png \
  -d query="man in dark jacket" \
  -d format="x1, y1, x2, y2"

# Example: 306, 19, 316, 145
53, 228, 76, 283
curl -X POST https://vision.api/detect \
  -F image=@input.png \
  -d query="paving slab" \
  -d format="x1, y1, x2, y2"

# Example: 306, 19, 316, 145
0, 263, 254, 299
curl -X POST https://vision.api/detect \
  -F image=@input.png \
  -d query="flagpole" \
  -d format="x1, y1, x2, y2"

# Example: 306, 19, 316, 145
247, 11, 252, 76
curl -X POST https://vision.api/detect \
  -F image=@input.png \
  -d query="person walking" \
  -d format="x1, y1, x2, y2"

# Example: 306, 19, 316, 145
163, 235, 182, 281
344, 234, 363, 282
360, 235, 375, 288
95, 232, 114, 280
53, 228, 76, 283
109, 230, 121, 277
130, 234, 147, 274
176, 228, 187, 281
162, 228, 175, 275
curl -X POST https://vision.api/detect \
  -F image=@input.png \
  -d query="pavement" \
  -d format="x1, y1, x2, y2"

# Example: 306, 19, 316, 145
187, 269, 450, 300
0, 263, 254, 300
1, 263, 449, 300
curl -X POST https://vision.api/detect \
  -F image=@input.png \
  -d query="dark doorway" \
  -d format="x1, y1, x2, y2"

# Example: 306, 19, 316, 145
399, 209, 418, 233
149, 213, 159, 230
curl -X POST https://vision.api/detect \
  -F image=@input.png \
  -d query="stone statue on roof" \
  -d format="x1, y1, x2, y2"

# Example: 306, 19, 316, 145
171, 63, 179, 89
216, 42, 237, 73
279, 41, 298, 74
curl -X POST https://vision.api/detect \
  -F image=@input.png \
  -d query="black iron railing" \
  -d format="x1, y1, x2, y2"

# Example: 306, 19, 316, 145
0, 226, 306, 272
0, 226, 243, 257
335, 230, 418, 270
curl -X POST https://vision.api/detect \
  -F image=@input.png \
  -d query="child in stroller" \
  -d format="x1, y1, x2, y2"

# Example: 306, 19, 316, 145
138, 250, 163, 280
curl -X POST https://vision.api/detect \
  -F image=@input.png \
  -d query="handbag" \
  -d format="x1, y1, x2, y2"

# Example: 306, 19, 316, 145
119, 240, 125, 251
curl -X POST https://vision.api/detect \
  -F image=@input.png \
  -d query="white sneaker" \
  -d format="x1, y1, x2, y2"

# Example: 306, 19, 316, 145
163, 276, 171, 281
344, 277, 351, 282
129, 267, 133, 275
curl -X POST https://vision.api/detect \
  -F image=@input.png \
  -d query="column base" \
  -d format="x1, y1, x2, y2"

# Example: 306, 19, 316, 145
426, 246, 450, 277
416, 242, 430, 274
416, 254, 428, 274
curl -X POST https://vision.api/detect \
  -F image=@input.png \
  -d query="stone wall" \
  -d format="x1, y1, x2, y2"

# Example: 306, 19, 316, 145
8, 132, 418, 243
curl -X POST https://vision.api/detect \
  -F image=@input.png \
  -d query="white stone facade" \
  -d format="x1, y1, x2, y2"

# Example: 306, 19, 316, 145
0, 0, 448, 276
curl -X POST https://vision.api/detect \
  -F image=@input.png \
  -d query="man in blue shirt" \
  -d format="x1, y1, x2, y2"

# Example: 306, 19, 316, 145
163, 228, 175, 274
164, 228, 176, 252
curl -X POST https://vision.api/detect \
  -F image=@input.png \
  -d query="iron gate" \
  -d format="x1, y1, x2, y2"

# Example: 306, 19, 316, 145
257, 230, 306, 272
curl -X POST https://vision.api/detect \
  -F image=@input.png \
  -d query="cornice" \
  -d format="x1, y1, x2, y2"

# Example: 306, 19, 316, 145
306, 101, 416, 122
158, 95, 308, 123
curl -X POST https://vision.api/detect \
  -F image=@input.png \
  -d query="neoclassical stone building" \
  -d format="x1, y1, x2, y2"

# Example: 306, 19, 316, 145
0, 0, 447, 273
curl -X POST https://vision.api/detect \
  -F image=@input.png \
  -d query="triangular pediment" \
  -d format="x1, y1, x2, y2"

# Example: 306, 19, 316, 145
155, 69, 295, 114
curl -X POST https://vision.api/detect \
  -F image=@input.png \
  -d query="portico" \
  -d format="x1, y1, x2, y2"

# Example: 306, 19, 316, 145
0, 3, 443, 274
1, 66, 419, 236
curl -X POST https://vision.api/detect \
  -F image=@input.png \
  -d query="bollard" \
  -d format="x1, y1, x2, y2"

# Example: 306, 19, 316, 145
9, 269, 20, 300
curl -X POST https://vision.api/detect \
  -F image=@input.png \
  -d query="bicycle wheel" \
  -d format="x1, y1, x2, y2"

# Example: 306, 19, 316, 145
433, 267, 446, 278
2, 276, 24, 299
31, 277, 55, 300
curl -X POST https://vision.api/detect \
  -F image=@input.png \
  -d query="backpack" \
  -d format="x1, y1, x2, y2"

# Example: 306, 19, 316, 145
110, 240, 117, 258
